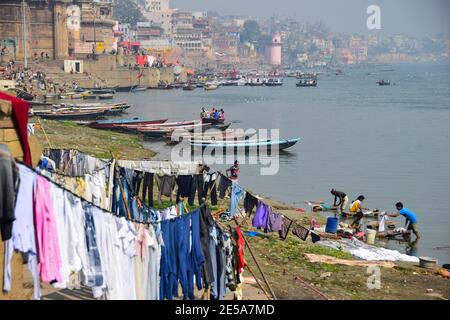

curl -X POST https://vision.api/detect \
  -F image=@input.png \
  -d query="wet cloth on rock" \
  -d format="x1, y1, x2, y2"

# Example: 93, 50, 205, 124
317, 238, 420, 263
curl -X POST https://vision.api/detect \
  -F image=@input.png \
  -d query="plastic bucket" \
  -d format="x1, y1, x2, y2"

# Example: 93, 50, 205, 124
366, 228, 377, 244
325, 217, 339, 234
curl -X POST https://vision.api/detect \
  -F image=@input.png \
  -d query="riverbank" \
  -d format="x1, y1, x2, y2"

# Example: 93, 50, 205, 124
34, 119, 156, 159
33, 120, 450, 300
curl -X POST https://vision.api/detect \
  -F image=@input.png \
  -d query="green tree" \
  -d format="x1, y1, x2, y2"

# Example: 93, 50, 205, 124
240, 20, 262, 44
113, 0, 147, 26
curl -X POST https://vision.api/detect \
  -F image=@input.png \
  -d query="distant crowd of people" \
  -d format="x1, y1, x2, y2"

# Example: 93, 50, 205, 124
200, 107, 225, 120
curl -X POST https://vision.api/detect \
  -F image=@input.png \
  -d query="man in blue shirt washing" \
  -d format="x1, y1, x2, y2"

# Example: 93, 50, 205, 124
386, 202, 420, 240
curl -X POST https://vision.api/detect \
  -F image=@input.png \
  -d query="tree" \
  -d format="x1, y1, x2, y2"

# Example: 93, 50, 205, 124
240, 20, 262, 44
113, 0, 147, 26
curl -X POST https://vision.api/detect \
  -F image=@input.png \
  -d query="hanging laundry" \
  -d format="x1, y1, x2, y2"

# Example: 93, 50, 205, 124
243, 193, 258, 217
229, 183, 246, 217
235, 227, 245, 273
160, 218, 176, 300
199, 205, 215, 291
278, 216, 293, 241
156, 175, 176, 203
146, 224, 161, 300
252, 201, 271, 229
292, 223, 310, 241
34, 175, 62, 283
176, 174, 193, 201
3, 164, 40, 299
265, 211, 284, 233
190, 209, 206, 294
51, 185, 71, 289
217, 174, 232, 199
142, 172, 154, 207
0, 144, 19, 241
203, 172, 218, 205
189, 174, 204, 205
82, 203, 105, 293
310, 232, 321, 243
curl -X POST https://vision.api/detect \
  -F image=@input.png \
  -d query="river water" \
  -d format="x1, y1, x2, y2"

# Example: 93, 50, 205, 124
113, 62, 450, 263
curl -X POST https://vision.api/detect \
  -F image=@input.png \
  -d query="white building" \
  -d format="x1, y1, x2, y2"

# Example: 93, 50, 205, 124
144, 0, 173, 35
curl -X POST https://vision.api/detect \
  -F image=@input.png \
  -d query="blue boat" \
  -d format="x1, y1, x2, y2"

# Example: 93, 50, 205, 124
191, 138, 300, 151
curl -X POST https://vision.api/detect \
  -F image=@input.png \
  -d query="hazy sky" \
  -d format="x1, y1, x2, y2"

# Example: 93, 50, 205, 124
172, 0, 450, 37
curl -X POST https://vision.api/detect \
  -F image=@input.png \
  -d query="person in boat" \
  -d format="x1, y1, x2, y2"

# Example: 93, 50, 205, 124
385, 202, 420, 240
349, 195, 365, 229
331, 189, 348, 212
200, 107, 207, 119
226, 160, 239, 183
220, 108, 225, 120
213, 109, 219, 119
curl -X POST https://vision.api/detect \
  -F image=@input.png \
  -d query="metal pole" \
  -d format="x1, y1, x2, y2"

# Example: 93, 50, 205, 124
93, 3, 96, 59
22, 0, 28, 68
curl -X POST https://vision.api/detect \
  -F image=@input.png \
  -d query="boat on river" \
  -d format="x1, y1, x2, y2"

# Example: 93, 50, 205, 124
191, 137, 300, 151
377, 79, 391, 86
296, 79, 317, 87
86, 118, 168, 129
138, 123, 212, 138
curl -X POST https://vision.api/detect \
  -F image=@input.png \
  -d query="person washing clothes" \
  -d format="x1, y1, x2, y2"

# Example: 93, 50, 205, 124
331, 189, 348, 212
385, 202, 420, 240
349, 195, 366, 230
226, 160, 239, 183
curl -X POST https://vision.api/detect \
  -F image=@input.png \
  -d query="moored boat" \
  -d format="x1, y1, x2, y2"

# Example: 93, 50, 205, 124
265, 78, 283, 86
86, 118, 168, 129
33, 108, 108, 120
115, 85, 137, 92
191, 137, 300, 151
131, 86, 147, 92
98, 93, 114, 100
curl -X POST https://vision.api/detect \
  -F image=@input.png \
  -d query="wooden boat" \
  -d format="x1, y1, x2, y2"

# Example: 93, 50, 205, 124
191, 138, 300, 151
167, 129, 248, 142
34, 108, 108, 120
98, 93, 114, 100
377, 80, 390, 86
246, 77, 265, 86
201, 118, 225, 125
115, 85, 137, 92
182, 84, 195, 91
7, 88, 34, 101
204, 83, 218, 91
45, 93, 58, 99
126, 120, 200, 129
296, 79, 317, 87
71, 93, 84, 99
86, 118, 168, 129
131, 86, 147, 92
32, 102, 129, 115
83, 88, 117, 94
139, 123, 212, 138
83, 94, 98, 100
265, 78, 283, 86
